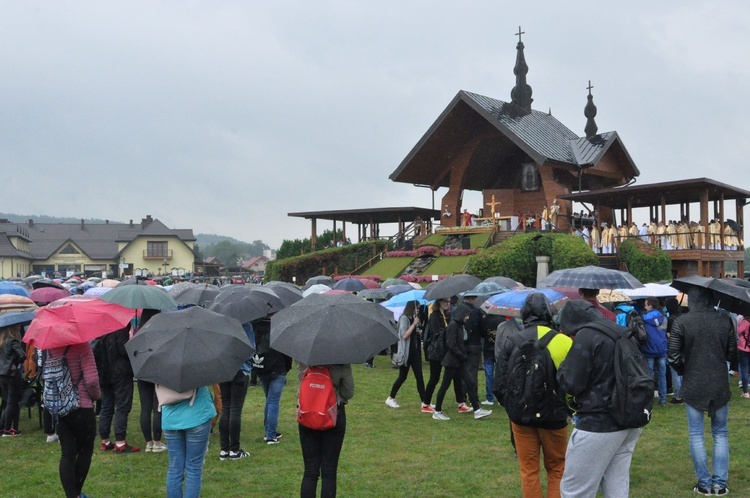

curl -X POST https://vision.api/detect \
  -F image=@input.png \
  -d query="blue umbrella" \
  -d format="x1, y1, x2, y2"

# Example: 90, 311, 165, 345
0, 311, 36, 328
0, 282, 31, 297
480, 288, 568, 318
382, 289, 428, 307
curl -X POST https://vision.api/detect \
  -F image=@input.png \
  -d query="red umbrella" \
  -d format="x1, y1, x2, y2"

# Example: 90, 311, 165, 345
30, 287, 71, 305
359, 279, 382, 290
23, 298, 134, 349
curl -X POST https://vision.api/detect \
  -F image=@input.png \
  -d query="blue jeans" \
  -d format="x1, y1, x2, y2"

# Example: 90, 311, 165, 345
483, 356, 495, 402
646, 356, 667, 404
686, 403, 729, 489
164, 419, 211, 498
670, 366, 682, 399
260, 373, 287, 440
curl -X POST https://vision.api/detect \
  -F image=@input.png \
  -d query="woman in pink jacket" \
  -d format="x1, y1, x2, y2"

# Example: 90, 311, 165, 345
737, 315, 750, 399
47, 342, 101, 498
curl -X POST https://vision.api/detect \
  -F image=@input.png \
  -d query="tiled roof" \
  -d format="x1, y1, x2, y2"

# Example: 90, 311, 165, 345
0, 219, 195, 260
0, 234, 30, 258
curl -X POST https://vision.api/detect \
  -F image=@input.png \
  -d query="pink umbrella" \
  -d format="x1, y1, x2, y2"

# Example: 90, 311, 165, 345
323, 289, 350, 295
30, 287, 71, 305
359, 279, 381, 290
98, 279, 120, 288
23, 298, 134, 349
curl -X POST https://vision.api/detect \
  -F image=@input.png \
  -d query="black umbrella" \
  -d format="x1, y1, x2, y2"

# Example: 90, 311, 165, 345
270, 293, 398, 366
726, 219, 741, 233
358, 288, 394, 302
483, 276, 523, 289
210, 286, 279, 323
423, 275, 482, 301
305, 275, 335, 287
174, 286, 221, 308
265, 284, 304, 307
462, 281, 509, 306
671, 275, 750, 315
538, 266, 644, 290
125, 307, 253, 392
332, 277, 366, 292
32, 278, 66, 290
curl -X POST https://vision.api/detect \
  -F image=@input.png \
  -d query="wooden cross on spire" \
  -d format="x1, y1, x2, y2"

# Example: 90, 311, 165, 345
516, 26, 525, 43
587, 80, 594, 96
486, 195, 502, 217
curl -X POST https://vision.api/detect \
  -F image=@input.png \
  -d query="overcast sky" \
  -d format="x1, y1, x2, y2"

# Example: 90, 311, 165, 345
2, 2, 749, 249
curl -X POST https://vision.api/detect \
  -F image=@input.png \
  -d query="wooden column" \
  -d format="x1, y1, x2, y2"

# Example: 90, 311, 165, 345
311, 218, 317, 251
627, 198, 633, 229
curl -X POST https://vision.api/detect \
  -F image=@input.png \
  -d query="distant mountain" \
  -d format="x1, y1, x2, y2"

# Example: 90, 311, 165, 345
195, 234, 249, 246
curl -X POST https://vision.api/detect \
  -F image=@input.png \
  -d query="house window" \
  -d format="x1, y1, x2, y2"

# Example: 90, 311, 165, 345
147, 242, 168, 257
60, 244, 80, 255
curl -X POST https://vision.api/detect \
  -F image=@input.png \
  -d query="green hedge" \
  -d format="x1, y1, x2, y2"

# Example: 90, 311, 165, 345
618, 239, 672, 283
264, 241, 389, 283
465, 233, 598, 287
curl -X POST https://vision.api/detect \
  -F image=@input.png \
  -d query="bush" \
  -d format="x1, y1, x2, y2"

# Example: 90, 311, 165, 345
465, 233, 597, 287
618, 239, 672, 283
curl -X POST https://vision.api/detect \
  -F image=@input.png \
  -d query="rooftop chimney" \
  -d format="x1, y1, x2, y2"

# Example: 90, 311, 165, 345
81, 219, 85, 230
28, 219, 34, 227
141, 215, 153, 229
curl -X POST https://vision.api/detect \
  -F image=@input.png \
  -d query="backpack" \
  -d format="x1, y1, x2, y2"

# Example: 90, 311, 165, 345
297, 366, 338, 430
588, 321, 655, 428
616, 309, 648, 345
426, 321, 447, 362
155, 384, 197, 411
502, 326, 562, 427
42, 346, 81, 420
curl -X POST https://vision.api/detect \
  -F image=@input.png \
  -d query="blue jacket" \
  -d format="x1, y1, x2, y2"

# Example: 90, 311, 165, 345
641, 309, 667, 357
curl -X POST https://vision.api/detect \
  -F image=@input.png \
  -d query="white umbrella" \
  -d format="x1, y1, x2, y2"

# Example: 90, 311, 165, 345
302, 284, 331, 297
622, 282, 679, 300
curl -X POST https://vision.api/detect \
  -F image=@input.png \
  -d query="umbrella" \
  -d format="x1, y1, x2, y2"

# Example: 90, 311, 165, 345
0, 294, 38, 314
167, 281, 199, 297
302, 284, 331, 297
244, 287, 285, 312
0, 282, 31, 297
98, 279, 121, 288
407, 282, 423, 290
265, 281, 303, 293
423, 275, 482, 301
481, 288, 568, 318
265, 284, 304, 307
30, 287, 71, 305
306, 275, 335, 287
726, 219, 740, 234
538, 266, 644, 290
120, 278, 157, 286
323, 289, 349, 295
125, 306, 253, 392
100, 284, 178, 310
31, 279, 66, 290
382, 278, 410, 288
622, 283, 679, 300
83, 286, 114, 297
596, 289, 632, 303
174, 286, 221, 308
270, 292, 398, 366
210, 287, 278, 323
483, 276, 524, 289
358, 288, 394, 302
23, 298, 134, 349
0, 311, 36, 329
462, 281, 509, 305
671, 275, 750, 315
724, 278, 750, 289
385, 284, 414, 296
382, 289, 428, 307
358, 278, 381, 290
332, 277, 366, 292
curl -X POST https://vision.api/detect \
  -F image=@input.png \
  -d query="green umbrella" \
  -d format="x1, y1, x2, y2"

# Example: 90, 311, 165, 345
100, 284, 178, 310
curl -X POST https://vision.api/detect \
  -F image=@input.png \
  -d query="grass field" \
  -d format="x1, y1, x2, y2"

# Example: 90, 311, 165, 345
4, 359, 750, 497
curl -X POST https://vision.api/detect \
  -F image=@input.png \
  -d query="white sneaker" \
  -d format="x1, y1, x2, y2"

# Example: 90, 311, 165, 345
46, 434, 59, 443
481, 400, 495, 406
474, 408, 493, 420
432, 411, 450, 421
151, 441, 167, 453
145, 441, 154, 453
385, 397, 400, 408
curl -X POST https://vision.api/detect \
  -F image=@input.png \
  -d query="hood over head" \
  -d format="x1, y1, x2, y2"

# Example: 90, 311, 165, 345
452, 303, 472, 323
687, 287, 714, 312
558, 299, 608, 336
521, 292, 553, 326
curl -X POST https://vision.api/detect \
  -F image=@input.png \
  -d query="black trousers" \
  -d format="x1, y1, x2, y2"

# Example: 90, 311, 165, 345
389, 351, 426, 402
137, 380, 162, 441
57, 407, 96, 498
435, 364, 479, 412
219, 370, 249, 452
299, 404, 347, 498
99, 376, 134, 441
0, 371, 22, 432
424, 360, 464, 406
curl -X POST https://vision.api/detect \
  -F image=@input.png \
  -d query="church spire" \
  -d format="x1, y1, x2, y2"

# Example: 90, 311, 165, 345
584, 80, 598, 139
510, 26, 533, 114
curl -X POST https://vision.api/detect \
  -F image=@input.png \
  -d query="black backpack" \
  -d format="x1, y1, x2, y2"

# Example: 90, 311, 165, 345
616, 309, 648, 345
426, 321, 447, 362
588, 321, 655, 428
502, 326, 562, 426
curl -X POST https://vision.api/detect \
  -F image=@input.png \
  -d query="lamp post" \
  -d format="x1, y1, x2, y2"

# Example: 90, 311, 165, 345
120, 257, 126, 279
163, 258, 169, 277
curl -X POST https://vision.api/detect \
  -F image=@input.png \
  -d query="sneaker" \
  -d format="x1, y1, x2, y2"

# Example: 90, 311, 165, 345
100, 441, 115, 451
669, 397, 685, 404
432, 411, 450, 421
229, 449, 250, 459
481, 400, 495, 406
266, 437, 280, 445
2, 428, 21, 437
457, 403, 473, 413
713, 485, 729, 495
114, 442, 140, 454
693, 483, 712, 495
46, 434, 60, 443
264, 433, 282, 442
474, 408, 493, 420
421, 404, 435, 413
742, 393, 750, 399
145, 441, 154, 453
219, 450, 230, 461
151, 441, 167, 453
385, 397, 400, 408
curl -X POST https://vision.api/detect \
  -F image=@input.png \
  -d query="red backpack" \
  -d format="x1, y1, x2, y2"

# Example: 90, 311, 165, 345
297, 366, 338, 430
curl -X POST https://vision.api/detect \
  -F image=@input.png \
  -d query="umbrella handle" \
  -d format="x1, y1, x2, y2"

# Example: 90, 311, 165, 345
132, 348, 153, 356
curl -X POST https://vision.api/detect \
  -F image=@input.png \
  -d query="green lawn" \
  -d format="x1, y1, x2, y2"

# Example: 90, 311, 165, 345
5, 362, 750, 496
360, 257, 414, 279
422, 256, 471, 276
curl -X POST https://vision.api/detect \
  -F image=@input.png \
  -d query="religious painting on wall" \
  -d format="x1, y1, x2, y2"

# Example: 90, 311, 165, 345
521, 162, 540, 192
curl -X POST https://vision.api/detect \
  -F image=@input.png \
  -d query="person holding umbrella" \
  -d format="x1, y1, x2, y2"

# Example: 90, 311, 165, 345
385, 301, 427, 411
0, 324, 26, 437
